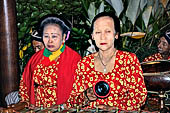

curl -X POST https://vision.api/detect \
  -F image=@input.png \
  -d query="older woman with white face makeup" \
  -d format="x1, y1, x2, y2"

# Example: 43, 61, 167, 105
19, 15, 81, 108
67, 12, 147, 111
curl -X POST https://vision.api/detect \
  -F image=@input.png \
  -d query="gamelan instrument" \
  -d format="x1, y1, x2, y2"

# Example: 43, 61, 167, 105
141, 60, 170, 91
141, 60, 170, 112
0, 104, 149, 113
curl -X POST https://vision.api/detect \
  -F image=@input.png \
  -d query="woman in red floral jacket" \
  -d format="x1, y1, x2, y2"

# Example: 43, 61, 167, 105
19, 15, 81, 108
66, 12, 147, 111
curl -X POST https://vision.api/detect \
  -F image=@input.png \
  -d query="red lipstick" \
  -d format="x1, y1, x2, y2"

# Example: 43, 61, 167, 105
100, 43, 107, 45
47, 45, 54, 48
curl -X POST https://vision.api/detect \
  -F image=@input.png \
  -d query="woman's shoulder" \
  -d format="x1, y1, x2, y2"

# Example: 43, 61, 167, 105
77, 53, 94, 66
82, 53, 94, 61
117, 50, 140, 66
23, 49, 44, 72
77, 54, 95, 70
29, 49, 44, 61
143, 53, 161, 62
117, 50, 136, 58
148, 53, 160, 58
65, 46, 81, 57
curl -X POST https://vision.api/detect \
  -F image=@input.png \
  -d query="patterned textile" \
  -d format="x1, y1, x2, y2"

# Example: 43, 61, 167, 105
143, 53, 170, 62
20, 60, 59, 107
19, 46, 81, 107
67, 50, 147, 111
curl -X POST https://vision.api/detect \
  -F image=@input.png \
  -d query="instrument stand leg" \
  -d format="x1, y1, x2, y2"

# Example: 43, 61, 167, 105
159, 91, 169, 113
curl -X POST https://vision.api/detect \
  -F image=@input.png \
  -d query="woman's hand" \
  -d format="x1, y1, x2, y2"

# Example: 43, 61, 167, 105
7, 101, 28, 111
84, 87, 97, 102
96, 104, 117, 111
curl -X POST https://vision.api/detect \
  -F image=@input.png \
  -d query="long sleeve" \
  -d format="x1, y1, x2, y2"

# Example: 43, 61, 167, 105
66, 61, 87, 108
118, 53, 147, 110
19, 77, 29, 102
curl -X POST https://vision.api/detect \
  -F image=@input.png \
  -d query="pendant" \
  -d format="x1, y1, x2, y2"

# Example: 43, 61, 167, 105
103, 66, 106, 73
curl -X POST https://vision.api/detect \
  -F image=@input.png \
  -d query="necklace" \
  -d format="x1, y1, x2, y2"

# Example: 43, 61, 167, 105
98, 49, 116, 74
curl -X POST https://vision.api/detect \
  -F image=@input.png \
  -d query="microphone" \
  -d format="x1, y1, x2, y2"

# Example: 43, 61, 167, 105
93, 80, 111, 99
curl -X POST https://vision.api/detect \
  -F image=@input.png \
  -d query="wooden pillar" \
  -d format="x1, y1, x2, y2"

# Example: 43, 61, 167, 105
0, 0, 19, 107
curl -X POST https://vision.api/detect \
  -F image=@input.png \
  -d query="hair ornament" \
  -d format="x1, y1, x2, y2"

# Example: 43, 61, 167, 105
66, 31, 70, 41
31, 30, 41, 39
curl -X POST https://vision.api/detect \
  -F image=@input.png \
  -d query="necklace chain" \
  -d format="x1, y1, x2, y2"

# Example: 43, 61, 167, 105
98, 49, 116, 73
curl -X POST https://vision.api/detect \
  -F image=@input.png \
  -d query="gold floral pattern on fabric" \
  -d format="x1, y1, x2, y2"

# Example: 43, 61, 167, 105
19, 78, 29, 102
67, 50, 147, 111
143, 53, 170, 62
19, 61, 59, 108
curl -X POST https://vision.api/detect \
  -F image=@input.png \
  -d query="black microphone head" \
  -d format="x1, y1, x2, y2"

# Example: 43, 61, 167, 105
93, 81, 110, 99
